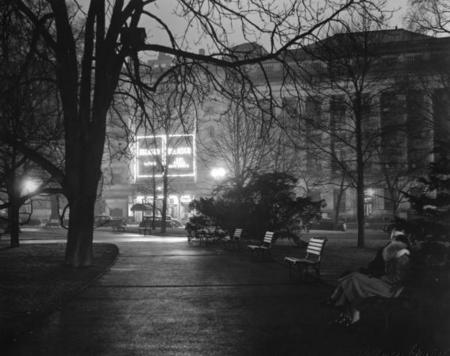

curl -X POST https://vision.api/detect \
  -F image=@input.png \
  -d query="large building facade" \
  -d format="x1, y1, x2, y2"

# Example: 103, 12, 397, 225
100, 53, 229, 223
99, 29, 450, 224
255, 29, 450, 222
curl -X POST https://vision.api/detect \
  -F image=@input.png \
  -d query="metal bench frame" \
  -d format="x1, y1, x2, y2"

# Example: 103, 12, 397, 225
223, 228, 243, 250
284, 237, 327, 280
247, 231, 274, 261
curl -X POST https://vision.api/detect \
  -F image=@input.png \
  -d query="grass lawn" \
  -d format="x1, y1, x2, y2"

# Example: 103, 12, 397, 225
0, 243, 118, 345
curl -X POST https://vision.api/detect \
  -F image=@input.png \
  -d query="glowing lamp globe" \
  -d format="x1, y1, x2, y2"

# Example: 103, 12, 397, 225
210, 167, 227, 180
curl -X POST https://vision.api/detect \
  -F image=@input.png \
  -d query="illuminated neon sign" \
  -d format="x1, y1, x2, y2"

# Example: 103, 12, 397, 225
135, 134, 196, 179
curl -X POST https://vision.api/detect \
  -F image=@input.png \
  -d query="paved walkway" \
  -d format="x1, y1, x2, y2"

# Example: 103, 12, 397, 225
4, 233, 420, 355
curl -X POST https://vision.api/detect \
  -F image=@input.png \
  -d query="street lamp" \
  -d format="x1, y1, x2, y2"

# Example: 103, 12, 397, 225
365, 188, 375, 198
23, 178, 39, 195
210, 167, 227, 180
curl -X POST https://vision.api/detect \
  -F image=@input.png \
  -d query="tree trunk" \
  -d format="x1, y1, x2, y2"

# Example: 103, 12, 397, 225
65, 193, 96, 267
356, 183, 365, 248
391, 188, 399, 218
333, 176, 346, 229
6, 163, 21, 248
8, 200, 20, 248
152, 166, 156, 229
50, 194, 60, 220
333, 192, 343, 229
355, 96, 365, 248
161, 169, 168, 233
64, 109, 105, 267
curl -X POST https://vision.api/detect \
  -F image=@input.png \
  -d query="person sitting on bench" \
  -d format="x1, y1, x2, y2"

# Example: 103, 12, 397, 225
357, 230, 411, 278
326, 232, 411, 327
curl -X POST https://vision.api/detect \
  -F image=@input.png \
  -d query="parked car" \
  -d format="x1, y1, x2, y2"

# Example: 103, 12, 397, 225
107, 218, 127, 231
94, 215, 112, 227
139, 216, 183, 229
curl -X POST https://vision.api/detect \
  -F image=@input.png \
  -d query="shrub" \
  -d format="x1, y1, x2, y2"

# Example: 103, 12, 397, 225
395, 147, 450, 289
189, 171, 324, 240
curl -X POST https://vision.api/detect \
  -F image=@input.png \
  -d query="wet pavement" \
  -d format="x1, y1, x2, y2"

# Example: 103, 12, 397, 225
4, 231, 422, 355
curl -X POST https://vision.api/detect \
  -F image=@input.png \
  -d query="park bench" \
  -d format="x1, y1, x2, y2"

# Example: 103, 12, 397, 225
200, 226, 219, 245
284, 237, 327, 280
187, 228, 206, 245
247, 231, 274, 261
188, 226, 224, 246
360, 286, 415, 330
223, 228, 243, 250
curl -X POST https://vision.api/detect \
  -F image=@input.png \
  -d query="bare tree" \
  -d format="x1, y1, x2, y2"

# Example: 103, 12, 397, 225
279, 4, 398, 247
199, 91, 276, 188
0, 1, 63, 247
7, 0, 369, 267
404, 0, 450, 151
405, 0, 450, 36
132, 74, 196, 232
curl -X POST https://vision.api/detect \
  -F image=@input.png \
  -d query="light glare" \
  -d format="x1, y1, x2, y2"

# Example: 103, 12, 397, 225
210, 167, 227, 180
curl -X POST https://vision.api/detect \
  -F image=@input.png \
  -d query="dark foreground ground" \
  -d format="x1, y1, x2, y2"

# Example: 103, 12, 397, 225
0, 243, 119, 345
0, 229, 449, 355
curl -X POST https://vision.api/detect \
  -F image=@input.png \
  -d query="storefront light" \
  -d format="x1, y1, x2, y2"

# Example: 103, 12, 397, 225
210, 167, 227, 180
180, 195, 192, 203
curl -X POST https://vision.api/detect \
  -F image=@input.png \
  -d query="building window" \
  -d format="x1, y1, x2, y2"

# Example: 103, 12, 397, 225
364, 188, 375, 216
406, 90, 428, 170
208, 125, 215, 138
308, 190, 322, 202
283, 97, 300, 119
433, 88, 450, 150
333, 189, 346, 212
381, 56, 398, 68
380, 92, 406, 166
330, 95, 346, 174
305, 97, 322, 172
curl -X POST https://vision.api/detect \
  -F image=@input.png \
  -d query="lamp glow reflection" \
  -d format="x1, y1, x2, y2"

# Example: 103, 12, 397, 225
210, 167, 227, 180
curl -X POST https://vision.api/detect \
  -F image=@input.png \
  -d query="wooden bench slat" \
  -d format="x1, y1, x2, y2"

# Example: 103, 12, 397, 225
306, 247, 322, 253
308, 242, 324, 249
308, 241, 324, 247
306, 250, 322, 256
308, 241, 324, 246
